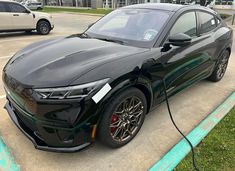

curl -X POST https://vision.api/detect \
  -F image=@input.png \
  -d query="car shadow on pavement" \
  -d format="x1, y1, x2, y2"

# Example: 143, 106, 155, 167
0, 31, 40, 38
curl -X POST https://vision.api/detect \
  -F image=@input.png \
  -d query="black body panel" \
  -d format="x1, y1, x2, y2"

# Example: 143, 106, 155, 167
2, 4, 233, 152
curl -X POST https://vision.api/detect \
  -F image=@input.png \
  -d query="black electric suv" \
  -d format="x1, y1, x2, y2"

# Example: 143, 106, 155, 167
3, 3, 233, 152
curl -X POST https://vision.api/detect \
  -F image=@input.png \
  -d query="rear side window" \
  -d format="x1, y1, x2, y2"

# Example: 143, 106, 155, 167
198, 11, 216, 34
8, 3, 27, 13
170, 12, 197, 37
0, 2, 6, 12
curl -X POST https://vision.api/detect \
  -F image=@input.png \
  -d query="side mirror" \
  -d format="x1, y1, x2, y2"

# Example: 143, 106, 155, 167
168, 33, 192, 46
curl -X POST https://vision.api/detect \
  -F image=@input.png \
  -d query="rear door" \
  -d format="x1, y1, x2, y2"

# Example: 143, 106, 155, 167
196, 10, 222, 67
0, 2, 12, 30
7, 2, 34, 29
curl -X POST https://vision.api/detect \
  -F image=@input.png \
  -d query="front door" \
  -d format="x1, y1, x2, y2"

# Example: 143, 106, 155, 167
0, 2, 12, 30
7, 2, 34, 30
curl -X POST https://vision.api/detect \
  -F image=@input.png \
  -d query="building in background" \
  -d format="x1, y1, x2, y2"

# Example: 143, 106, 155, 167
40, 0, 235, 9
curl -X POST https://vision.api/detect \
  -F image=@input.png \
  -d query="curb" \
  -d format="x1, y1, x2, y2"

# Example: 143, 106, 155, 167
0, 137, 20, 171
149, 91, 235, 171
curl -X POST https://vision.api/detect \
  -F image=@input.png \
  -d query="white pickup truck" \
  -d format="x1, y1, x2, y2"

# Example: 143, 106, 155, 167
0, 0, 54, 35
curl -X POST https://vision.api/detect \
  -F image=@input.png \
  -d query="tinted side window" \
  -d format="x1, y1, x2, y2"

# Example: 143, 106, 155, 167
8, 3, 26, 13
170, 12, 197, 37
0, 2, 6, 12
198, 12, 216, 34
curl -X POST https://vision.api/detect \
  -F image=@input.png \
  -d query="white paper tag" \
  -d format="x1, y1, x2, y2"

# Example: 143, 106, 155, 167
92, 83, 111, 103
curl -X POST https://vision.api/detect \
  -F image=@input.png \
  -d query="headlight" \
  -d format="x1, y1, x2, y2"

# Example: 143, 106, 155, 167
34, 78, 110, 100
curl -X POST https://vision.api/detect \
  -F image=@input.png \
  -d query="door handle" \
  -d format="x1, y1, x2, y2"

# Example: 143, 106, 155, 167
13, 14, 19, 16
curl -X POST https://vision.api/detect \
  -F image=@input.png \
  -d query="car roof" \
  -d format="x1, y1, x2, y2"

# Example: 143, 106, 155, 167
123, 3, 217, 14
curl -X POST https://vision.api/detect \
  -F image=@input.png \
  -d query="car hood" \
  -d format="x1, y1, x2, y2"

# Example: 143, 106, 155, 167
32, 11, 50, 17
4, 36, 148, 88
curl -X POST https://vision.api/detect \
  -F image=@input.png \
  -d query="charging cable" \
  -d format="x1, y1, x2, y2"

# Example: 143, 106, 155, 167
162, 79, 200, 171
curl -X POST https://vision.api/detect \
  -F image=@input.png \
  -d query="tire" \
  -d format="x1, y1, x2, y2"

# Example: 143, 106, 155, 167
37, 20, 50, 35
207, 50, 230, 82
97, 87, 147, 148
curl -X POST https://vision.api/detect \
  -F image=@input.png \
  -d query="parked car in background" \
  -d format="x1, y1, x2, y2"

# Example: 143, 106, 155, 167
0, 0, 53, 34
23, 1, 43, 10
47, 0, 57, 6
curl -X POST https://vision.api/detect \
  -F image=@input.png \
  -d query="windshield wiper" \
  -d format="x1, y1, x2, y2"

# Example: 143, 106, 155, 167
96, 38, 126, 45
80, 34, 126, 45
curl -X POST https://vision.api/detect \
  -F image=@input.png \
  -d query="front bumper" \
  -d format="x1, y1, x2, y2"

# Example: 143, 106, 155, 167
4, 98, 93, 152
51, 24, 54, 30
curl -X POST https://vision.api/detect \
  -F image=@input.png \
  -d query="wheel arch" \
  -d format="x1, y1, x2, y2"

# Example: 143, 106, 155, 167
133, 83, 152, 113
215, 45, 231, 64
106, 76, 153, 114
95, 75, 153, 123
37, 19, 51, 29
225, 46, 231, 55
94, 75, 153, 141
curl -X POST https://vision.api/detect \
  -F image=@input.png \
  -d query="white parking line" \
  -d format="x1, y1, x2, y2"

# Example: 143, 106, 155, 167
0, 95, 6, 99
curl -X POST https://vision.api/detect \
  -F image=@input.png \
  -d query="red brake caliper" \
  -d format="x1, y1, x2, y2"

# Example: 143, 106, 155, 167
111, 114, 118, 133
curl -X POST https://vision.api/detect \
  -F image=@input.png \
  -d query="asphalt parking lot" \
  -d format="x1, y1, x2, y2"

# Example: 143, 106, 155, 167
0, 13, 235, 171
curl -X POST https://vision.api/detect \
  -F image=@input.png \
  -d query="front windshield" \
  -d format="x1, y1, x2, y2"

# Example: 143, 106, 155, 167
86, 8, 170, 48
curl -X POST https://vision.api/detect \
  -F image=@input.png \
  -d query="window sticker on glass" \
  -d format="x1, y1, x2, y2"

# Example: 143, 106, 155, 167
144, 33, 154, 41
143, 30, 158, 41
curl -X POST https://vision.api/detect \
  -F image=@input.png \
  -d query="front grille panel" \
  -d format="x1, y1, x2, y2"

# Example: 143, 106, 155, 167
3, 72, 36, 114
